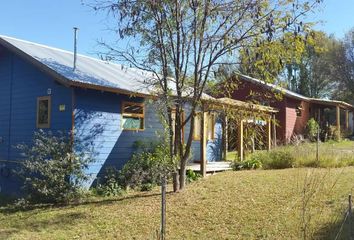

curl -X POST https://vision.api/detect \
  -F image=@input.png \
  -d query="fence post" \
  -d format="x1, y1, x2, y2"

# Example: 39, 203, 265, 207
349, 194, 353, 240
316, 126, 320, 163
161, 176, 166, 240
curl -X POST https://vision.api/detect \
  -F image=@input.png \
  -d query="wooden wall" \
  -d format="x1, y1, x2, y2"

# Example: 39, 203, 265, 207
0, 49, 73, 196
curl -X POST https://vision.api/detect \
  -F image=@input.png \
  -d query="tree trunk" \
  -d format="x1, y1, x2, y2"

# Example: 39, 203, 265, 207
172, 171, 179, 192
179, 160, 186, 190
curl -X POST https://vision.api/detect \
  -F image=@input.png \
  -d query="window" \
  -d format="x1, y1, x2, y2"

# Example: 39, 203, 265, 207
193, 113, 202, 140
296, 105, 303, 117
37, 96, 51, 128
193, 112, 215, 141
207, 113, 215, 140
122, 102, 144, 130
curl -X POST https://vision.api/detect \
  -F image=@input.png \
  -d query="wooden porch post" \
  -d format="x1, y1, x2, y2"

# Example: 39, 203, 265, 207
222, 115, 228, 161
266, 116, 272, 151
352, 111, 354, 134
345, 110, 349, 130
336, 105, 341, 139
272, 114, 277, 148
237, 119, 244, 161
200, 111, 207, 177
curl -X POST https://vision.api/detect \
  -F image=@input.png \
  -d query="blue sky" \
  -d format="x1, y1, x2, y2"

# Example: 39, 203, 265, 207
0, 0, 353, 57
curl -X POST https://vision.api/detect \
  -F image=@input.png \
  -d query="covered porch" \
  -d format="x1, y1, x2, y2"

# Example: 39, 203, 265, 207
309, 99, 354, 139
193, 97, 278, 176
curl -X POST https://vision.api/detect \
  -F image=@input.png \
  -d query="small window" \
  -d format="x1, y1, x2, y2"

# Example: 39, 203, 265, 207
207, 114, 215, 140
122, 102, 144, 130
193, 113, 202, 141
37, 96, 51, 128
193, 113, 215, 141
296, 105, 303, 117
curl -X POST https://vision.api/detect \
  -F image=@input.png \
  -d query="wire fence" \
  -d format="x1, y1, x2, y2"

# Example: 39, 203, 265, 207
334, 194, 354, 240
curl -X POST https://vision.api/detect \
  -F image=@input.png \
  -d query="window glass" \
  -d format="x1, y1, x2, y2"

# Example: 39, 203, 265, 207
193, 114, 201, 140
193, 113, 215, 141
37, 97, 51, 128
122, 102, 144, 130
207, 114, 215, 140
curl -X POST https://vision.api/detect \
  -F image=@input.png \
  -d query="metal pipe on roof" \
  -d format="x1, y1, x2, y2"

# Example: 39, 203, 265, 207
73, 27, 79, 71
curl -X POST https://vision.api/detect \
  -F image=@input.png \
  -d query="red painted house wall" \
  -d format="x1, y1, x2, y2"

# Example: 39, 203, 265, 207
285, 98, 310, 141
228, 80, 310, 143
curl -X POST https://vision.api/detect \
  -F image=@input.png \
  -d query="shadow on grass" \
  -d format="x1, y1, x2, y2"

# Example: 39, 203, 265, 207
0, 190, 174, 214
313, 212, 354, 240
0, 211, 87, 239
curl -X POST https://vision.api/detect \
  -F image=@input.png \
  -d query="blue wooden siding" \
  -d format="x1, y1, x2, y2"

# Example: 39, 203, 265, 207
74, 89, 166, 186
0, 50, 73, 196
74, 89, 223, 187
0, 48, 223, 195
182, 107, 223, 163
206, 117, 223, 162
0, 51, 11, 161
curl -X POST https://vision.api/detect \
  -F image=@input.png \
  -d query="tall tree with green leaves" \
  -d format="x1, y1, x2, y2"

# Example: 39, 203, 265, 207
90, 0, 322, 190
285, 31, 340, 98
331, 28, 354, 104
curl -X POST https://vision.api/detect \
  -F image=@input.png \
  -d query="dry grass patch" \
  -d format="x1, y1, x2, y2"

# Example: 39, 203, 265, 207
1, 167, 354, 239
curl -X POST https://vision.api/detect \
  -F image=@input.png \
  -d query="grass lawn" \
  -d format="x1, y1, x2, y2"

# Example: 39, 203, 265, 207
227, 140, 354, 167
1, 167, 354, 239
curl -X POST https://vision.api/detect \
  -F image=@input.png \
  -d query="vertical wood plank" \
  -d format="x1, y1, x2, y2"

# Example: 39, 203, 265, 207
237, 120, 244, 161
336, 105, 341, 140
272, 114, 277, 148
346, 110, 349, 130
266, 116, 272, 151
222, 115, 228, 161
200, 111, 207, 177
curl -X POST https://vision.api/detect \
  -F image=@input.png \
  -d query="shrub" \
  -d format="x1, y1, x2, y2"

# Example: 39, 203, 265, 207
15, 130, 94, 204
305, 118, 319, 142
231, 153, 263, 171
262, 150, 295, 169
119, 140, 176, 190
186, 169, 201, 183
95, 167, 124, 197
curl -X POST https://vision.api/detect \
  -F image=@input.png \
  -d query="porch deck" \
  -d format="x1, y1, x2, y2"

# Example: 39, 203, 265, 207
187, 161, 232, 173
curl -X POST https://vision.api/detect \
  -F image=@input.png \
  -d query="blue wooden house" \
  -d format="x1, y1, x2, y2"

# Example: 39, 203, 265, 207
0, 35, 233, 196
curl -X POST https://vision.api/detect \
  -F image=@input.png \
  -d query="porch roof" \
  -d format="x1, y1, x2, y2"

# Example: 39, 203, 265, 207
309, 98, 354, 110
203, 97, 278, 113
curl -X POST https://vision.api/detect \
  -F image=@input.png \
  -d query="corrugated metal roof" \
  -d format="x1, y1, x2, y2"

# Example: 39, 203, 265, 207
238, 74, 354, 109
0, 35, 158, 96
239, 74, 309, 101
0, 35, 215, 100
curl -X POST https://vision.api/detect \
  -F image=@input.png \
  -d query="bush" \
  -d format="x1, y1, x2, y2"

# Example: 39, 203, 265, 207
95, 167, 124, 197
15, 130, 94, 204
262, 150, 295, 170
305, 118, 319, 142
186, 169, 201, 183
119, 140, 176, 190
231, 153, 263, 171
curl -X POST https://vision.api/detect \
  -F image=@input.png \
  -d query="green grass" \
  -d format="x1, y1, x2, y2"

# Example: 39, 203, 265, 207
1, 167, 354, 239
227, 140, 354, 168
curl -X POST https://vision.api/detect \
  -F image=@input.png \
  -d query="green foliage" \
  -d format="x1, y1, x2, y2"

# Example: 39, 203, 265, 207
305, 118, 319, 142
15, 130, 94, 204
240, 33, 308, 83
261, 150, 295, 170
119, 140, 176, 190
95, 167, 124, 197
186, 169, 201, 183
232, 149, 295, 171
231, 156, 263, 171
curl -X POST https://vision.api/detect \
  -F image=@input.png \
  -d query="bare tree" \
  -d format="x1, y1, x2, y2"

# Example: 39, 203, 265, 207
89, 0, 322, 190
